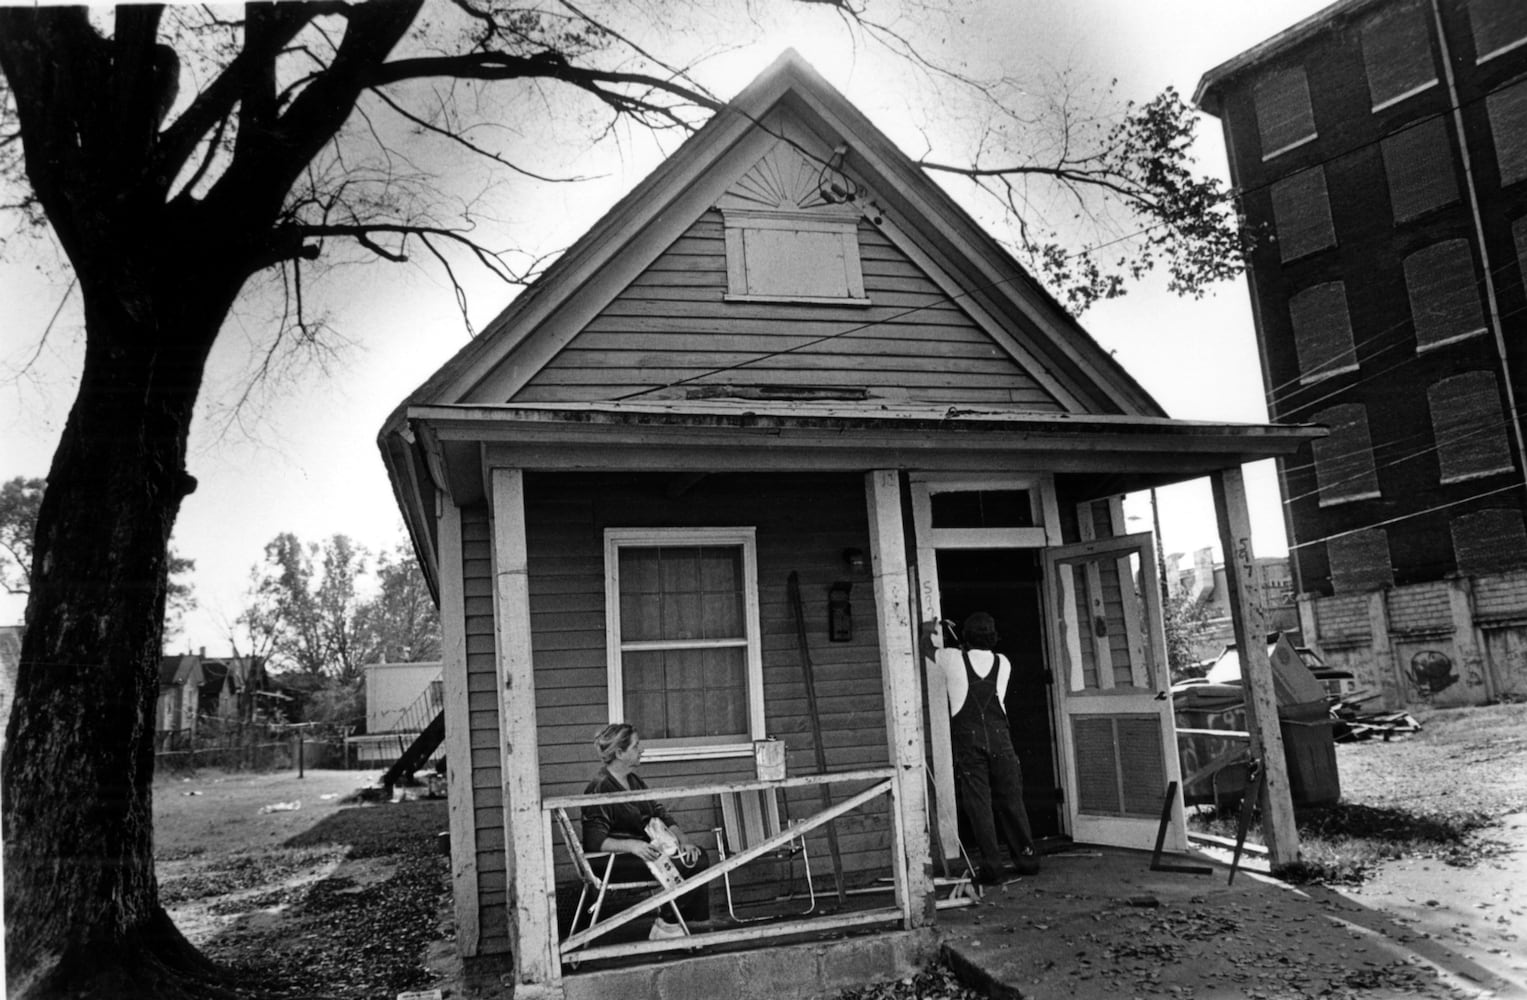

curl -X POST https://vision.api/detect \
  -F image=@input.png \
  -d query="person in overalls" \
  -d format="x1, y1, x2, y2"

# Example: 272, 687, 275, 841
922, 611, 1040, 885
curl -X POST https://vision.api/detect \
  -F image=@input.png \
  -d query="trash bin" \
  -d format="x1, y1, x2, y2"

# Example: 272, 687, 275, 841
1278, 699, 1340, 807
1171, 683, 1250, 807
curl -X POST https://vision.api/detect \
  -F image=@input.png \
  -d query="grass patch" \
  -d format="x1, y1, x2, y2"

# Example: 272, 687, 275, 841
1188, 801, 1497, 885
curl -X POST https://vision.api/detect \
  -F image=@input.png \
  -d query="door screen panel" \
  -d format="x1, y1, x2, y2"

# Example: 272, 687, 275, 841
1072, 714, 1167, 818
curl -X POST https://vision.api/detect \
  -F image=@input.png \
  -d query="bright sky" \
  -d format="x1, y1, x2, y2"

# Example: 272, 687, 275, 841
0, 0, 1332, 651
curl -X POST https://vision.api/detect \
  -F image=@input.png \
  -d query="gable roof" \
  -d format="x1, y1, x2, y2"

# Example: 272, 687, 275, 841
384, 49, 1163, 426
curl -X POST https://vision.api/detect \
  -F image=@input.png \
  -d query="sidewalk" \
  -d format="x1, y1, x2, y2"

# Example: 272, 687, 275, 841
936, 846, 1526, 1000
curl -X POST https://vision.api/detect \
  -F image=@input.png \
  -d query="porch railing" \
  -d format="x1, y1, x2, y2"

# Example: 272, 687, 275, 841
540, 767, 904, 969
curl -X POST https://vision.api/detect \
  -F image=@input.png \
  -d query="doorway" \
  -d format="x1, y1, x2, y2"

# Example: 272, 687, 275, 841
933, 549, 1062, 841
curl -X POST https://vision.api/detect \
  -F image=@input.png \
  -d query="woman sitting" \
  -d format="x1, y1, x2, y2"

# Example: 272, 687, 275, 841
581, 723, 712, 940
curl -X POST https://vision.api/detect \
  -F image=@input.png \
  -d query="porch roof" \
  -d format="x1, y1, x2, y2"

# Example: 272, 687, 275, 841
385, 399, 1321, 557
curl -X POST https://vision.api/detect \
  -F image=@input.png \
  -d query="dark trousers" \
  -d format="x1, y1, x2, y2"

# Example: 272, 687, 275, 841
606, 846, 712, 923
953, 730, 1036, 879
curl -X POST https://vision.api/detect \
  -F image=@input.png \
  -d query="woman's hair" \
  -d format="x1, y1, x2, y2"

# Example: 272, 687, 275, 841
961, 612, 1000, 650
594, 722, 638, 763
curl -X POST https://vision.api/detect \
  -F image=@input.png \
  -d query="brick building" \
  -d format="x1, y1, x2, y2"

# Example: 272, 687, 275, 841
1195, 0, 1527, 706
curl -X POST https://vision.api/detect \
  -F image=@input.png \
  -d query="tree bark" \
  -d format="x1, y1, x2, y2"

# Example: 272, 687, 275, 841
3, 279, 232, 998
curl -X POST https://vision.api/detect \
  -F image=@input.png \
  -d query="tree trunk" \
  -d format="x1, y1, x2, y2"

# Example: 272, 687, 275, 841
2, 281, 231, 998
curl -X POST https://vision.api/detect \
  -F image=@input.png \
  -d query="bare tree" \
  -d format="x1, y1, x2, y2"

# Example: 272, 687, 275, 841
239, 532, 367, 683
0, 3, 1242, 996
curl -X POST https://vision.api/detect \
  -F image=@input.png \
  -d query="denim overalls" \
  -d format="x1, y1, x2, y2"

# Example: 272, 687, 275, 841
950, 648, 1037, 881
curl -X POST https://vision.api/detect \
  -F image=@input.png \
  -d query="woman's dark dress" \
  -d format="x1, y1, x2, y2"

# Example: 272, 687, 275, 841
581, 766, 711, 922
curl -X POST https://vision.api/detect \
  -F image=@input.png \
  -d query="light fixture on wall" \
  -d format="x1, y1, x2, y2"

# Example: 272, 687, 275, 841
842, 548, 867, 573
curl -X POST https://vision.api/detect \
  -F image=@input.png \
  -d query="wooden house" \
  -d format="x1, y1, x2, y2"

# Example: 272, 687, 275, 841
379, 51, 1323, 999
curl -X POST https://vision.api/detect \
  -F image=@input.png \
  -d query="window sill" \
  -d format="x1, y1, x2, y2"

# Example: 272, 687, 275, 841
1440, 466, 1517, 486
724, 293, 872, 307
642, 742, 756, 763
1478, 35, 1527, 64
1299, 363, 1360, 386
1417, 327, 1488, 353
1318, 490, 1382, 508
1262, 133, 1318, 162
1371, 79, 1438, 113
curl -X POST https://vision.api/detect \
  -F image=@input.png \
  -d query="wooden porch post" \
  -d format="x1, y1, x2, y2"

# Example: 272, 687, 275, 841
437, 499, 481, 955
1210, 466, 1299, 866
865, 470, 935, 926
489, 467, 558, 994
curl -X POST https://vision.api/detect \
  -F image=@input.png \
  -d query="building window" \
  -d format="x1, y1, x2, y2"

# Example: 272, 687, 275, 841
604, 527, 763, 760
1428, 371, 1515, 483
1362, 0, 1437, 109
1451, 508, 1527, 575
1254, 66, 1318, 159
1381, 118, 1459, 220
722, 209, 868, 304
1486, 78, 1527, 187
1328, 529, 1394, 593
1289, 282, 1359, 383
1312, 404, 1382, 506
1404, 240, 1486, 350
1270, 167, 1336, 261
1467, 0, 1527, 61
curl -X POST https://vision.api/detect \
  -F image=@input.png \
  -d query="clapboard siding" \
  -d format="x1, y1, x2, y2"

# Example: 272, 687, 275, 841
460, 505, 509, 956
512, 213, 1062, 409
524, 470, 896, 889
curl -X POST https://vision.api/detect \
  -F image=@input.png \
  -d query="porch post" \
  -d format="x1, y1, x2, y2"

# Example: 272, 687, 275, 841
1210, 466, 1299, 866
437, 499, 481, 955
489, 467, 558, 994
865, 470, 935, 926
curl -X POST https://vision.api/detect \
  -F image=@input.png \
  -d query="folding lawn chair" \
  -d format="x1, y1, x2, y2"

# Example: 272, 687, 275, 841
713, 786, 815, 921
552, 807, 690, 940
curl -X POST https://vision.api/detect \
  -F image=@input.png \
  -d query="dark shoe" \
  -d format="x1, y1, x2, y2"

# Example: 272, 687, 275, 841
1015, 847, 1041, 876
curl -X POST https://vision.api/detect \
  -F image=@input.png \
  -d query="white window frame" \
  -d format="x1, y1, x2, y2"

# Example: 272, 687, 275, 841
603, 526, 764, 762
721, 208, 869, 305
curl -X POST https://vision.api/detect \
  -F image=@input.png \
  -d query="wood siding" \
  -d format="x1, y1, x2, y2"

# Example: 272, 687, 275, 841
512, 212, 1063, 409
462, 505, 511, 955
525, 471, 897, 900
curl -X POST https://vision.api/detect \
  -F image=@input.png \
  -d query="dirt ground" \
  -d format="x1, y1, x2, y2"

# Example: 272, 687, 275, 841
1325, 703, 1527, 993
152, 704, 1527, 998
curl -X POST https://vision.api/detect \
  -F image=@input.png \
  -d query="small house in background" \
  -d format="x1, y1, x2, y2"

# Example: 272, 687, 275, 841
156, 654, 204, 748
380, 51, 1324, 999
348, 660, 445, 767
0, 625, 21, 750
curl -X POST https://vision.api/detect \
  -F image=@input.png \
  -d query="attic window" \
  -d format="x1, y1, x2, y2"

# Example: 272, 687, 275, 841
722, 209, 868, 305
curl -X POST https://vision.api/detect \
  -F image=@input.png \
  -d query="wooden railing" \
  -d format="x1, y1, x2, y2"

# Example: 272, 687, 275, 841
541, 768, 904, 968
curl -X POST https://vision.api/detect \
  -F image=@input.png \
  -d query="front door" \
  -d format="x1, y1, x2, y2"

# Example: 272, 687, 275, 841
1042, 532, 1184, 850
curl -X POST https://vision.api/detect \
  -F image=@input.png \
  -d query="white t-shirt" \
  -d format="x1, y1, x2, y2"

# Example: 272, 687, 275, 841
931, 647, 1010, 716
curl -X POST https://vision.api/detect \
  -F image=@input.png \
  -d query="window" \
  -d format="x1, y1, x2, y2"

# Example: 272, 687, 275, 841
1289, 282, 1359, 383
1381, 118, 1458, 220
604, 527, 763, 760
1328, 529, 1393, 593
1254, 66, 1318, 159
722, 209, 868, 304
1270, 167, 1336, 261
1467, 0, 1527, 61
929, 489, 1035, 529
1428, 371, 1515, 483
1312, 404, 1382, 505
1486, 79, 1527, 187
1451, 508, 1527, 574
1404, 240, 1486, 350
1362, 0, 1437, 109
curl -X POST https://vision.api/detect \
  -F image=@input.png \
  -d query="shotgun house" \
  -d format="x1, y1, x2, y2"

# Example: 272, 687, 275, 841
379, 50, 1322, 999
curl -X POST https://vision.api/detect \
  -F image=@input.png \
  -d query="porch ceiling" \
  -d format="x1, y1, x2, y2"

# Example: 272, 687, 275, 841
402, 400, 1324, 506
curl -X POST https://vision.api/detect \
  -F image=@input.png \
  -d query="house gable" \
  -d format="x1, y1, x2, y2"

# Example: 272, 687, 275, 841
399, 51, 1163, 419
513, 139, 1065, 408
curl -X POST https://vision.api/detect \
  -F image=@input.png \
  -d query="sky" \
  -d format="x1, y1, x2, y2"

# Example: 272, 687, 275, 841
0, 0, 1334, 651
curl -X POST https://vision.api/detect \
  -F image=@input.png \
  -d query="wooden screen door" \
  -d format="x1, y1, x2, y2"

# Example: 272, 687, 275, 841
1042, 532, 1185, 850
